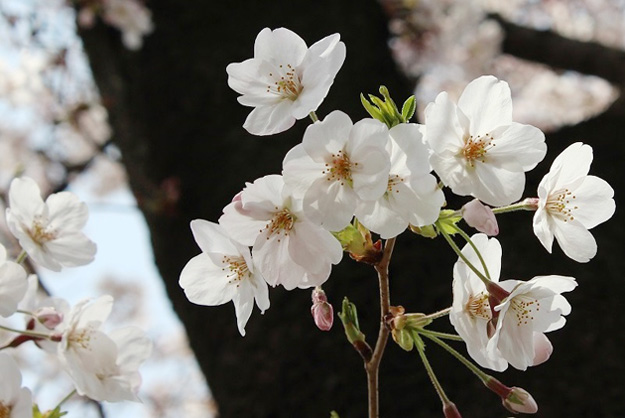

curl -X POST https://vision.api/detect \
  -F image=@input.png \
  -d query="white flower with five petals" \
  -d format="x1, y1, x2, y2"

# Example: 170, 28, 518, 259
424, 75, 547, 206
179, 220, 269, 336
282, 111, 391, 231
6, 177, 96, 271
533, 142, 615, 262
219, 175, 343, 290
227, 27, 346, 136
0, 354, 32, 418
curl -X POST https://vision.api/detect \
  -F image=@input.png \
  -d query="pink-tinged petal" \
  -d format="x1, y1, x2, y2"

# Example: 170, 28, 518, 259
496, 312, 536, 371
553, 219, 597, 262
219, 199, 265, 247
301, 110, 352, 161
253, 28, 307, 67
549, 142, 592, 189
243, 100, 295, 136
424, 92, 465, 154
253, 232, 305, 290
241, 174, 285, 212
487, 123, 546, 171
571, 175, 615, 229
179, 254, 239, 306
457, 75, 513, 135
532, 333, 553, 366
533, 207, 555, 253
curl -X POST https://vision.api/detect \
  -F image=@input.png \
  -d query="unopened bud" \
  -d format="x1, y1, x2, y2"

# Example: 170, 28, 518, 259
462, 199, 499, 236
503, 387, 538, 414
311, 288, 334, 331
443, 401, 462, 418
338, 298, 365, 344
35, 307, 63, 330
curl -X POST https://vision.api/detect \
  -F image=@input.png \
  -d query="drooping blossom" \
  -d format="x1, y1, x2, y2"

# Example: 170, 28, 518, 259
533, 142, 615, 262
282, 111, 391, 231
489, 274, 577, 371
179, 220, 269, 336
354, 123, 444, 238
424, 75, 547, 206
226, 27, 346, 135
100, 0, 154, 50
220, 175, 343, 290
57, 296, 152, 402
0, 243, 28, 317
450, 233, 507, 371
462, 199, 499, 236
0, 354, 32, 418
6, 177, 97, 271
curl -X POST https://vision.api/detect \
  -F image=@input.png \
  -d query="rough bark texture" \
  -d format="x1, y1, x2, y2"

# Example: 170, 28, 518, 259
79, 3, 625, 417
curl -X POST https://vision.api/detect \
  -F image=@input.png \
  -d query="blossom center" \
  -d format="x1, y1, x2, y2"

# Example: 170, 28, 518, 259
322, 150, 355, 186
222, 255, 251, 285
265, 207, 296, 239
465, 292, 492, 321
27, 216, 57, 245
546, 188, 577, 222
509, 296, 540, 327
462, 133, 495, 167
0, 403, 11, 418
69, 327, 93, 349
266, 64, 302, 101
387, 174, 405, 194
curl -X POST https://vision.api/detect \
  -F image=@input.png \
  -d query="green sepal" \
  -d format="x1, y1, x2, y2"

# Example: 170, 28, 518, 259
360, 93, 385, 121
392, 328, 414, 351
412, 330, 426, 352
33, 405, 68, 418
332, 223, 366, 254
409, 224, 438, 238
401, 95, 416, 122
435, 210, 462, 235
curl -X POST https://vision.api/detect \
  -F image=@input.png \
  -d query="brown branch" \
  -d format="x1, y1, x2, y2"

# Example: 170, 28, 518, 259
491, 13, 625, 86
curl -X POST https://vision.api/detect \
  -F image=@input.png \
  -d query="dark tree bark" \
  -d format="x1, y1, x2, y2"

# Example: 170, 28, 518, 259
79, 3, 625, 417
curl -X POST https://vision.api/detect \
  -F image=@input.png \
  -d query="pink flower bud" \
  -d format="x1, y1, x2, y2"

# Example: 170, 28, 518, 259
503, 387, 538, 414
462, 199, 499, 236
35, 307, 63, 330
311, 287, 333, 331
532, 333, 553, 366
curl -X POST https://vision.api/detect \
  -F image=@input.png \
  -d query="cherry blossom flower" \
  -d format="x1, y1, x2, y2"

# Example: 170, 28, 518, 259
355, 123, 444, 238
101, 0, 154, 50
226, 27, 346, 135
533, 142, 615, 262
282, 111, 391, 231
0, 243, 28, 317
219, 175, 343, 290
490, 274, 577, 371
0, 353, 32, 418
5, 177, 97, 271
57, 296, 152, 402
424, 75, 547, 206
179, 220, 269, 336
450, 233, 507, 371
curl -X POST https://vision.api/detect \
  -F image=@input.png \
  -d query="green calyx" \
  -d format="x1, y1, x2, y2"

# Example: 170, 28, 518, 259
361, 86, 416, 128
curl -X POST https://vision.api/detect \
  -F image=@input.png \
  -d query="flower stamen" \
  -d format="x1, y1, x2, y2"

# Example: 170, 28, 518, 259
465, 292, 492, 320
546, 188, 577, 222
462, 133, 495, 167
265, 63, 302, 101
222, 255, 251, 286
322, 150, 354, 186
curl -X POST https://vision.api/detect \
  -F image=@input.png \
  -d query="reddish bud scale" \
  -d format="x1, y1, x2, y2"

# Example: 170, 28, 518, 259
443, 401, 462, 418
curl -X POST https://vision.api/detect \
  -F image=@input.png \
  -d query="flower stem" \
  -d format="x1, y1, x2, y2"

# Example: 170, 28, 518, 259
365, 237, 396, 418
492, 198, 539, 214
437, 225, 490, 285
413, 332, 451, 404
450, 224, 491, 280
309, 111, 319, 123
15, 250, 28, 264
425, 307, 451, 320
55, 389, 77, 410
419, 329, 464, 342
0, 324, 52, 340
420, 332, 490, 383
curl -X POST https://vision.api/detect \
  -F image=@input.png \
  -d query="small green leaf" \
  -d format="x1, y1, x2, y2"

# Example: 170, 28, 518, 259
360, 93, 384, 121
330, 411, 341, 418
401, 95, 416, 122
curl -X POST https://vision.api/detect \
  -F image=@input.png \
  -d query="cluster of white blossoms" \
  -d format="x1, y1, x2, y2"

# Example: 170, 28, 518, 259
181, 27, 615, 415
0, 176, 151, 415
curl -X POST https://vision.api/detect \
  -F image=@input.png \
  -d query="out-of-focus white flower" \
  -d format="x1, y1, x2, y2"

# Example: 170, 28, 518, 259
179, 219, 269, 336
220, 175, 343, 290
282, 111, 391, 231
424, 75, 546, 206
355, 123, 444, 238
450, 233, 507, 371
6, 177, 97, 271
58, 296, 152, 402
462, 199, 499, 236
533, 142, 615, 262
0, 353, 32, 418
101, 0, 154, 50
226, 27, 346, 136
490, 274, 577, 371
73, 103, 113, 145
0, 243, 28, 317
